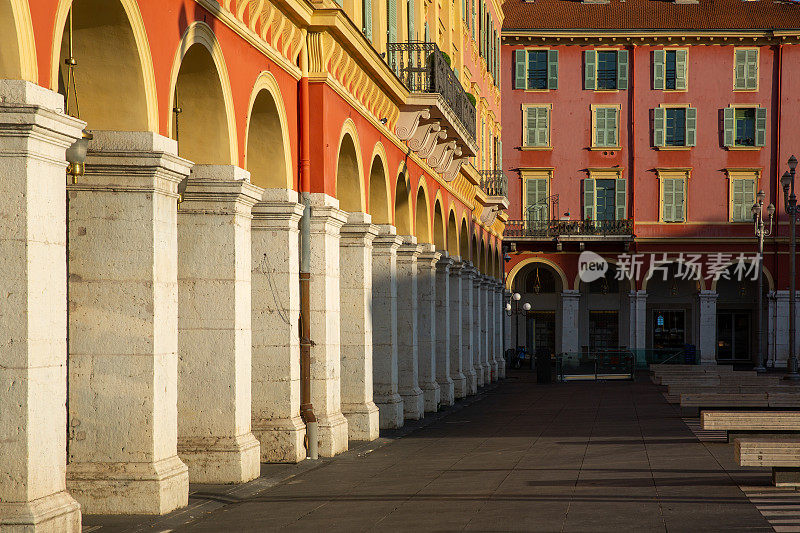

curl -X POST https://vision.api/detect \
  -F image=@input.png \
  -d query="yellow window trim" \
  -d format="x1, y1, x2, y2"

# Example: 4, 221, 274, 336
588, 168, 624, 180
656, 168, 690, 223
656, 104, 694, 151
733, 47, 760, 92
726, 168, 761, 222
520, 146, 554, 151
590, 104, 621, 149
521, 103, 552, 148
660, 47, 690, 92
520, 47, 555, 93
521, 169, 553, 210
726, 104, 764, 151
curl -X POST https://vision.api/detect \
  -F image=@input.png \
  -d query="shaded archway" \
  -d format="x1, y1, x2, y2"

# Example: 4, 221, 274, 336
245, 72, 292, 189
511, 261, 566, 356
644, 262, 702, 353
2, 0, 36, 81
335, 131, 364, 213
368, 147, 391, 224
447, 209, 458, 257
470, 233, 477, 267
478, 238, 485, 273
54, 0, 156, 130
459, 218, 469, 260
395, 171, 413, 235
170, 24, 236, 164
414, 181, 432, 244
714, 263, 771, 363
433, 198, 445, 251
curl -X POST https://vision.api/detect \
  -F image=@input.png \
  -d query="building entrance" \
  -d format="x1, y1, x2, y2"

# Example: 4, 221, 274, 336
652, 310, 686, 349
589, 310, 619, 351
526, 311, 556, 357
717, 311, 752, 362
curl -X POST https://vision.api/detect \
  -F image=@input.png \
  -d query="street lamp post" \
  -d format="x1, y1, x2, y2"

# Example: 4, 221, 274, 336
780, 155, 800, 380
751, 190, 774, 373
505, 292, 531, 354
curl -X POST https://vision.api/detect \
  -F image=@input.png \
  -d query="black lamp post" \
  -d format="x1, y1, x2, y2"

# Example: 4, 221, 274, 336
751, 190, 774, 373
780, 155, 800, 380
505, 292, 531, 353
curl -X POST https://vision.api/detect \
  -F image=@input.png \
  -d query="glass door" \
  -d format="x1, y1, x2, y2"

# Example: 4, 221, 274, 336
717, 311, 752, 361
653, 310, 686, 349
595, 179, 616, 221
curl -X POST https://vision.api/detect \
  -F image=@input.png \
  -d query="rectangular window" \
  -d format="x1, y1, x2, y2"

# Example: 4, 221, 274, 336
654, 49, 687, 91
661, 176, 686, 222
654, 106, 696, 148
735, 108, 756, 147
584, 171, 626, 221
665, 108, 686, 147
514, 49, 558, 90
730, 177, 757, 222
592, 106, 619, 148
734, 48, 758, 91
523, 105, 550, 147
527, 50, 548, 90
597, 51, 617, 90
723, 106, 766, 148
524, 176, 549, 229
665, 50, 676, 90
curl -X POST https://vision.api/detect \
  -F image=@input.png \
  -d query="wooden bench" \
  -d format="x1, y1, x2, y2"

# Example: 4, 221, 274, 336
680, 393, 800, 416
664, 382, 798, 403
654, 371, 756, 386
735, 439, 800, 487
701, 411, 800, 442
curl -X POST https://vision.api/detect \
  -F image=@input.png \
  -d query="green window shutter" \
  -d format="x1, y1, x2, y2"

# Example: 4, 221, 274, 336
607, 108, 618, 146
406, 0, 413, 40
536, 107, 549, 146
594, 108, 606, 146
755, 107, 767, 147
653, 107, 665, 147
734, 49, 747, 90
743, 179, 755, 220
584, 179, 596, 220
547, 50, 559, 90
675, 49, 687, 90
746, 49, 758, 90
498, 139, 502, 169
653, 50, 665, 90
732, 179, 747, 221
584, 50, 596, 90
615, 179, 627, 220
674, 179, 685, 221
524, 107, 536, 146
685, 107, 697, 147
526, 179, 547, 221
363, 0, 372, 39
514, 50, 526, 89
387, 0, 397, 43
663, 178, 675, 222
723, 107, 735, 147
617, 50, 629, 90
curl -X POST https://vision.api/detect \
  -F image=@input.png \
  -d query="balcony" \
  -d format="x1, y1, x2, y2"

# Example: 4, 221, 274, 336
479, 170, 508, 198
504, 219, 634, 241
389, 42, 478, 183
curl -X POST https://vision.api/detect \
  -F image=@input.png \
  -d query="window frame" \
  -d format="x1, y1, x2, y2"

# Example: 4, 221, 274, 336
733, 47, 759, 92
656, 168, 690, 223
521, 103, 553, 150
654, 103, 696, 150
590, 104, 621, 150
724, 104, 765, 151
585, 168, 627, 221
521, 168, 554, 222
596, 50, 618, 90
726, 168, 761, 223
585, 48, 628, 92
514, 47, 558, 92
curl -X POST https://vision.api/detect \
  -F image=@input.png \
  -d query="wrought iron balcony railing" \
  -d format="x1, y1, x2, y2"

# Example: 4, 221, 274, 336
504, 218, 634, 238
387, 41, 476, 140
479, 170, 507, 198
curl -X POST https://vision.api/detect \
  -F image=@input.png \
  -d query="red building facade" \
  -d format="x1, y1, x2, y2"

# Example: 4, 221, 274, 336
501, 0, 800, 367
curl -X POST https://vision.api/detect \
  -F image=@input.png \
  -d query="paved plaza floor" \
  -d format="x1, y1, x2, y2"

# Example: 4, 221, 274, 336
85, 371, 787, 532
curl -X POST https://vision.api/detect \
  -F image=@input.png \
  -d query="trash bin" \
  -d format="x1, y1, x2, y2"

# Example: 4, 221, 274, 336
536, 348, 551, 383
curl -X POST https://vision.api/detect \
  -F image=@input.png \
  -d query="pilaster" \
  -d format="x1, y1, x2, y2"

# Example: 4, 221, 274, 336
560, 290, 581, 354
698, 290, 718, 365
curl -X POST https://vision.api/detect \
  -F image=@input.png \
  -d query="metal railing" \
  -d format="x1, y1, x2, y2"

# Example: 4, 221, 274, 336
504, 218, 634, 238
387, 41, 476, 140
479, 170, 507, 197
557, 350, 636, 381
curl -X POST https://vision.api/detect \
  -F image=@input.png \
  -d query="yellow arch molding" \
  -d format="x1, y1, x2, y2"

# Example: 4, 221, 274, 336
641, 260, 708, 292
447, 205, 459, 256
394, 163, 412, 232
167, 21, 238, 164
572, 255, 637, 292
368, 141, 391, 222
414, 176, 433, 244
709, 260, 775, 293
432, 190, 446, 250
506, 257, 570, 293
245, 70, 293, 189
335, 117, 366, 212
51, 0, 158, 130
8, 0, 37, 82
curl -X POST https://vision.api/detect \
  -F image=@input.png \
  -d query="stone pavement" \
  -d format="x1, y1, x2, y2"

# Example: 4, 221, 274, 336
85, 371, 776, 532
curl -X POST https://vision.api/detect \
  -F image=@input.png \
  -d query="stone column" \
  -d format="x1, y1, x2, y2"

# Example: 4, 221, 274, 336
250, 189, 305, 463
473, 274, 485, 387
560, 290, 581, 354
449, 259, 467, 398
495, 284, 506, 379
372, 227, 404, 428
486, 280, 497, 382
339, 212, 380, 441
634, 291, 648, 352
698, 290, 718, 365
66, 130, 189, 514
770, 291, 790, 368
435, 254, 455, 406
417, 245, 441, 412
461, 263, 478, 394
0, 80, 82, 531
481, 278, 493, 382
176, 165, 261, 483
308, 194, 349, 456
396, 237, 424, 419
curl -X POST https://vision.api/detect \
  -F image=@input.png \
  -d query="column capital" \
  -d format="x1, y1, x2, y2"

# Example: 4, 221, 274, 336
561, 289, 581, 300
340, 212, 379, 245
182, 165, 264, 213
397, 235, 422, 257
449, 259, 464, 275
417, 243, 442, 267
251, 195, 304, 228
0, 79, 84, 148
437, 254, 454, 272
698, 290, 718, 300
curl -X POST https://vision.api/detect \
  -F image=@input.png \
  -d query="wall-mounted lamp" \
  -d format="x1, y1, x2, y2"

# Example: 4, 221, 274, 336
66, 130, 93, 183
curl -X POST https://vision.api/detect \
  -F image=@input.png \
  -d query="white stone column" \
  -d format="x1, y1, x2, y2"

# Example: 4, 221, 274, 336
66, 130, 189, 514
449, 259, 467, 398
339, 212, 380, 441
462, 264, 478, 394
435, 254, 455, 406
770, 291, 790, 368
486, 280, 497, 382
481, 278, 494, 382
250, 189, 305, 463
0, 80, 83, 531
176, 165, 261, 483
473, 273, 485, 387
396, 237, 424, 419
560, 290, 581, 354
308, 195, 349, 456
698, 290, 718, 365
495, 284, 506, 379
372, 226, 404, 428
417, 245, 441, 412
634, 291, 648, 352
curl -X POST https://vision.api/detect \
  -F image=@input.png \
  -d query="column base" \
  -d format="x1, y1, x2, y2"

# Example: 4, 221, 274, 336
498, 358, 506, 379
451, 372, 467, 399
399, 387, 425, 420
465, 369, 478, 395
66, 456, 188, 515
474, 365, 485, 388
177, 433, 261, 484
421, 380, 441, 412
0, 491, 81, 533
317, 412, 349, 457
437, 376, 455, 407
375, 393, 405, 429
342, 401, 380, 441
251, 416, 306, 463
482, 362, 492, 384
489, 361, 498, 382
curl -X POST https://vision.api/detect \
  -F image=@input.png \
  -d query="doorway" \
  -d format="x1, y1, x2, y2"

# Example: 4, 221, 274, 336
526, 311, 556, 357
589, 311, 619, 351
652, 310, 686, 349
717, 311, 752, 361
